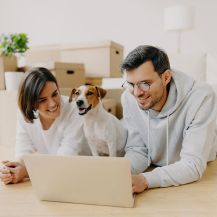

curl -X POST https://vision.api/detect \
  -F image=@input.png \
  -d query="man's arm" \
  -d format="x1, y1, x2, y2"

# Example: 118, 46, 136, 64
121, 91, 150, 174
142, 88, 217, 189
124, 124, 149, 174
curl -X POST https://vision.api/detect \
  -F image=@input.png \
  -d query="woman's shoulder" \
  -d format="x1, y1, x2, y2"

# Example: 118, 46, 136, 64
60, 95, 77, 118
60, 95, 70, 105
17, 108, 39, 130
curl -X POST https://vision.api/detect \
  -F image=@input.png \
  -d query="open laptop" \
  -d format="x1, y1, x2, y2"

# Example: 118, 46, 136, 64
23, 154, 135, 208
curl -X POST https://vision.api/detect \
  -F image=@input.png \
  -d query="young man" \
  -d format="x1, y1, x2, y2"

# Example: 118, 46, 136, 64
121, 45, 217, 193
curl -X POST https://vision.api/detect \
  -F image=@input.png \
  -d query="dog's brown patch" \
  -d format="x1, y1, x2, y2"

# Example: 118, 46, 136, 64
85, 85, 100, 108
83, 85, 107, 109
69, 88, 77, 102
95, 86, 107, 99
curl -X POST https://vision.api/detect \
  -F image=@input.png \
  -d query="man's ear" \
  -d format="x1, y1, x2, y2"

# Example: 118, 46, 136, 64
96, 86, 107, 99
69, 88, 77, 102
162, 69, 172, 86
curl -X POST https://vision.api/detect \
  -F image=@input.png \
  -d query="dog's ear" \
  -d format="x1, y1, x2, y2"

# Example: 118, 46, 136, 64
69, 88, 77, 103
96, 86, 107, 99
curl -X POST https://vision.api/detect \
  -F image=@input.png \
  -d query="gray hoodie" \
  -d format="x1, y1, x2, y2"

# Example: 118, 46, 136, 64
121, 70, 217, 188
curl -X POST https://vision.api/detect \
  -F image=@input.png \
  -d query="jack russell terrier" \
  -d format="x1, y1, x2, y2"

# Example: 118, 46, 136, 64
69, 84, 127, 157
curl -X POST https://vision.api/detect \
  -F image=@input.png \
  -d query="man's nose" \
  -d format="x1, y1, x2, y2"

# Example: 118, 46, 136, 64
133, 85, 143, 97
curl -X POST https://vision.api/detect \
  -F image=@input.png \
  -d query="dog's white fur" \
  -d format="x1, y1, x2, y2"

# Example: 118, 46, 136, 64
69, 85, 127, 157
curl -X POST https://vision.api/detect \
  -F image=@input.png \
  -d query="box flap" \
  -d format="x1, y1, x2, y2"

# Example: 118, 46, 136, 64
55, 62, 85, 70
60, 40, 123, 51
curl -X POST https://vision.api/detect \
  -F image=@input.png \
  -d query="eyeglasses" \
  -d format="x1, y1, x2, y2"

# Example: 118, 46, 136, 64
121, 81, 151, 92
121, 77, 162, 93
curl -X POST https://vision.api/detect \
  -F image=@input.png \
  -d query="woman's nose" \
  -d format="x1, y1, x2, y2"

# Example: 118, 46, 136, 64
47, 98, 56, 107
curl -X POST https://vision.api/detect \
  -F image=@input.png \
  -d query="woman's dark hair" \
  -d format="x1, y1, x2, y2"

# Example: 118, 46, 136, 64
121, 45, 170, 75
18, 67, 58, 123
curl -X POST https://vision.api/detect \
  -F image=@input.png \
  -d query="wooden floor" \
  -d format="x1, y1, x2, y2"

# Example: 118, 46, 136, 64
0, 147, 217, 217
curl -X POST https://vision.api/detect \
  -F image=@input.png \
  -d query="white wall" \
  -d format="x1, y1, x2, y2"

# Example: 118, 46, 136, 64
0, 0, 217, 55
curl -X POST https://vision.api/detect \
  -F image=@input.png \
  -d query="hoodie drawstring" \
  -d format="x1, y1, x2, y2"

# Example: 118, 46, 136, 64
148, 110, 150, 166
138, 107, 170, 167
166, 114, 169, 166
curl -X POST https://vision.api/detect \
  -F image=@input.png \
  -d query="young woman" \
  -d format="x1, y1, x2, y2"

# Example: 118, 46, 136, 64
0, 67, 90, 184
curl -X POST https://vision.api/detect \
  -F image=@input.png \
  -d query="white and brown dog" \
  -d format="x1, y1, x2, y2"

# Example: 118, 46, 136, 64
69, 84, 127, 157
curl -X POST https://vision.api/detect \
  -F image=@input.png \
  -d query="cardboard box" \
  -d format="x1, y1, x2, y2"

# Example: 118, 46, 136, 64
54, 62, 85, 88
0, 90, 18, 148
59, 88, 72, 96
101, 77, 124, 89
105, 88, 123, 119
85, 77, 102, 86
0, 55, 17, 90
60, 41, 123, 78
25, 45, 60, 67
102, 98, 117, 117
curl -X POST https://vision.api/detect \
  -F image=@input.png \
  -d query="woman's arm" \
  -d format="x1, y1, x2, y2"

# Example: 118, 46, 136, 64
15, 110, 36, 160
0, 111, 35, 185
57, 110, 85, 156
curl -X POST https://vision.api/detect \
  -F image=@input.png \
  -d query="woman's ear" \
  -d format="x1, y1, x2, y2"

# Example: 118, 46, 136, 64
162, 69, 172, 86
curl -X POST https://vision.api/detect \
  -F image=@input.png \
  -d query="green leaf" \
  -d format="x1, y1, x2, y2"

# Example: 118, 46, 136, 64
0, 33, 29, 56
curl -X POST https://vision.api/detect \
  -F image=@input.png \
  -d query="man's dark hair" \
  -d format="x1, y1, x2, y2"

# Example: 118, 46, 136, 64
121, 45, 170, 75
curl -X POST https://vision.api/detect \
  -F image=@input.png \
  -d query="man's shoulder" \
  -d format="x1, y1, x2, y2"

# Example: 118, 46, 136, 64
121, 91, 136, 104
192, 82, 215, 97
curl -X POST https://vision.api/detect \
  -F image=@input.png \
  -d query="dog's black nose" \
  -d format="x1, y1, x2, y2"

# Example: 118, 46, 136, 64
76, 100, 84, 107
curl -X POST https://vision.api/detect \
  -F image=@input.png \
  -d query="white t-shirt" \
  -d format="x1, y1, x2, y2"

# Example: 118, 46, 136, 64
15, 95, 91, 160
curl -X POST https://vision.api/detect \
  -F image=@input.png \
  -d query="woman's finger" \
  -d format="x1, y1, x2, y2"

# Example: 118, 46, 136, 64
3, 177, 13, 185
3, 161, 17, 168
2, 160, 9, 164
0, 173, 12, 182
0, 168, 11, 175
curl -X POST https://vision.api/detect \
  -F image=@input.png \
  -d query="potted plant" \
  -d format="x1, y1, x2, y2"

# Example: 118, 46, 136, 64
0, 33, 29, 67
0, 33, 29, 90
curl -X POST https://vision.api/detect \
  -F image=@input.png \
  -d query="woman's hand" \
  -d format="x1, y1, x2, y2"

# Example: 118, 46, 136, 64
0, 161, 28, 184
0, 163, 13, 184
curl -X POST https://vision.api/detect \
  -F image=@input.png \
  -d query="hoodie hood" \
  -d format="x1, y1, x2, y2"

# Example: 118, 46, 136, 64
148, 69, 195, 118
145, 70, 195, 165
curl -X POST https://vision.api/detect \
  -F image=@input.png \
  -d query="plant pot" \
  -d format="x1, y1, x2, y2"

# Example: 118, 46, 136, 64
15, 53, 26, 68
0, 55, 17, 90
4, 71, 24, 91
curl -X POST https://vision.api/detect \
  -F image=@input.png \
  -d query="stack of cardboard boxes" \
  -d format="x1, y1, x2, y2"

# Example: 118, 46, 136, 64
56, 40, 124, 118
60, 41, 123, 77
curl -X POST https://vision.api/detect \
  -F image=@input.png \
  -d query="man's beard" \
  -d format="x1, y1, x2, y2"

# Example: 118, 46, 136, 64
138, 92, 164, 110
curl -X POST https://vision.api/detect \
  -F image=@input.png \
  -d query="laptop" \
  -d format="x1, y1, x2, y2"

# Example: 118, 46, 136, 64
23, 154, 135, 208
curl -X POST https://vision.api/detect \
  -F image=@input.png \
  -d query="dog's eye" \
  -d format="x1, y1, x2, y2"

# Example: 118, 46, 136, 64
86, 91, 93, 96
75, 92, 80, 96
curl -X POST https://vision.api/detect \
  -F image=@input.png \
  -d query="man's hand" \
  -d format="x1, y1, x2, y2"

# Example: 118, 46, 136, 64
132, 174, 148, 193
0, 161, 28, 184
